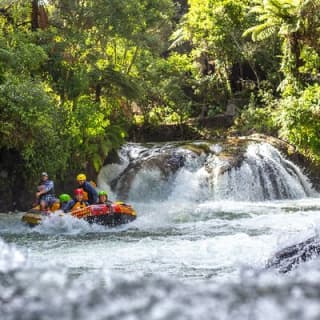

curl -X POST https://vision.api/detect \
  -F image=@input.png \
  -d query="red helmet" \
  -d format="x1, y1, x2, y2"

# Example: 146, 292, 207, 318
74, 188, 83, 195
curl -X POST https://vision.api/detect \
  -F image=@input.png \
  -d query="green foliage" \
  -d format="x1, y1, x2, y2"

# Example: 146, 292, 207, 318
135, 52, 195, 124
243, 0, 298, 41
0, 76, 63, 182
243, 0, 320, 93
275, 84, 320, 161
171, 0, 269, 115
233, 84, 279, 135
64, 96, 126, 172
299, 46, 320, 79
0, 0, 176, 182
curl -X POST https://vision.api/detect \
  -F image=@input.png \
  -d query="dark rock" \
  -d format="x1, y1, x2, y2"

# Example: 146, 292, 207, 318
0, 148, 31, 211
266, 236, 320, 273
199, 114, 234, 128
110, 151, 186, 199
128, 123, 201, 142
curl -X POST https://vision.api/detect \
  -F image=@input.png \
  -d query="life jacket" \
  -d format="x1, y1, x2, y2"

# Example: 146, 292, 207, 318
71, 201, 88, 211
50, 201, 60, 211
82, 191, 89, 201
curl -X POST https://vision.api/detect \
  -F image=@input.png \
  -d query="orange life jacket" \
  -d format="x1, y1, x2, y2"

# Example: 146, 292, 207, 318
50, 201, 60, 211
82, 191, 89, 201
71, 201, 88, 211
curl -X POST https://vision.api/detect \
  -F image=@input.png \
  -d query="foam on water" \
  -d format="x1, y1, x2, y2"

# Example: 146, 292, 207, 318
0, 237, 26, 273
2, 198, 319, 281
2, 236, 320, 320
33, 212, 107, 235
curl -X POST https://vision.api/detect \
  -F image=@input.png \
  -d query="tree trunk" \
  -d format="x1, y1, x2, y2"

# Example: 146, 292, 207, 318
95, 84, 102, 102
31, 0, 39, 31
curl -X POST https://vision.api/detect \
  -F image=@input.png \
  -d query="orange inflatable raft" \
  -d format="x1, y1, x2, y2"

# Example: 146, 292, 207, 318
22, 202, 137, 227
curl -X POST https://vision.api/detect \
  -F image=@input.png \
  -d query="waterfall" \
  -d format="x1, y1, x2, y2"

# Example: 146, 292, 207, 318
97, 142, 315, 202
208, 143, 314, 201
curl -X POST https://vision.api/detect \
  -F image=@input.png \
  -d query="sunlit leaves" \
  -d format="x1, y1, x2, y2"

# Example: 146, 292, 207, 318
0, 76, 62, 179
243, 0, 320, 92
243, 0, 298, 41
171, 0, 254, 111
275, 84, 320, 161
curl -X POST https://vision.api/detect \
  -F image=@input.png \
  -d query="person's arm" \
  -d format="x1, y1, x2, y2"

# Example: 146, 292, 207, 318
37, 181, 53, 197
92, 188, 98, 204
36, 184, 44, 198
63, 200, 75, 213
85, 181, 98, 203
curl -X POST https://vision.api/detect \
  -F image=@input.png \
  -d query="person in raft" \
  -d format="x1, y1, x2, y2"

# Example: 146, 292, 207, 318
76, 173, 98, 204
35, 172, 57, 211
98, 190, 112, 205
63, 188, 89, 212
58, 193, 72, 212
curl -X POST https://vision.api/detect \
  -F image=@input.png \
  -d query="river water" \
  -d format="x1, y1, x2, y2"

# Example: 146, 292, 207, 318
1, 142, 320, 319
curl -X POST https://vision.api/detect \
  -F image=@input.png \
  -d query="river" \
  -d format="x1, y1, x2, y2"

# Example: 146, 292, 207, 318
1, 142, 320, 319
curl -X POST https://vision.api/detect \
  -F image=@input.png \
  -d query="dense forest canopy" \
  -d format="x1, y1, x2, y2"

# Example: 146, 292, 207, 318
0, 0, 320, 184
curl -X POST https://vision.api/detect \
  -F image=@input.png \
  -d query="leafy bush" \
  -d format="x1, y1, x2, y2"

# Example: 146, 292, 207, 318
275, 84, 320, 161
0, 76, 63, 182
232, 86, 279, 135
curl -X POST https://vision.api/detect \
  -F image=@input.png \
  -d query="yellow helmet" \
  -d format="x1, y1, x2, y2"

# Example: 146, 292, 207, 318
76, 173, 86, 181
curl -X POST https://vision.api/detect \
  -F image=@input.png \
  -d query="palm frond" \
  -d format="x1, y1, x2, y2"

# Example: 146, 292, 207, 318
255, 25, 277, 41
243, 22, 277, 41
92, 67, 142, 100
169, 27, 188, 50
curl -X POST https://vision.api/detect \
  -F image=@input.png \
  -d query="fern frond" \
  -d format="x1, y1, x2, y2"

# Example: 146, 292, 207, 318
92, 153, 103, 172
243, 23, 277, 41
169, 27, 188, 50
255, 25, 277, 41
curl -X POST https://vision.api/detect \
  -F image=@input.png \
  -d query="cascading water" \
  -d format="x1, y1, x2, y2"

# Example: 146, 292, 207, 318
98, 142, 314, 202
208, 143, 314, 201
1, 140, 320, 320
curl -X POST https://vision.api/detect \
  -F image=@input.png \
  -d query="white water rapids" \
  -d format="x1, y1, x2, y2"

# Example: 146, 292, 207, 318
1, 142, 320, 320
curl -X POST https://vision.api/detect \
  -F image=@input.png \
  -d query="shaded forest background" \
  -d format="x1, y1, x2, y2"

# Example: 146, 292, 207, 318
0, 0, 320, 209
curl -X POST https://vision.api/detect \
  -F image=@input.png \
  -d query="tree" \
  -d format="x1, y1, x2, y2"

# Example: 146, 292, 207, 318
243, 0, 320, 93
170, 0, 265, 119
